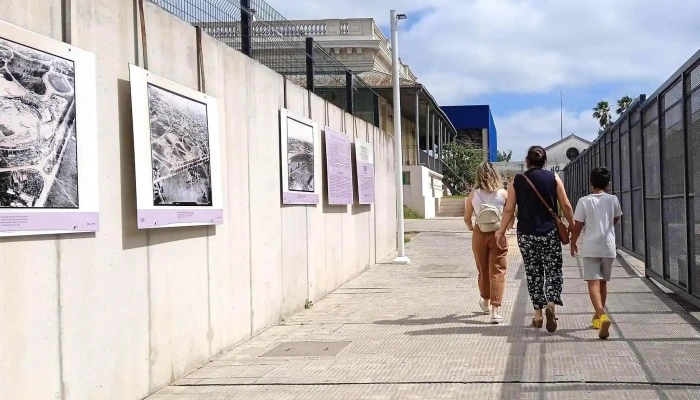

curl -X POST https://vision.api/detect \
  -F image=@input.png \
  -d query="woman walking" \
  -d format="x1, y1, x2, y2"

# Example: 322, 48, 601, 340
464, 162, 508, 324
495, 146, 575, 332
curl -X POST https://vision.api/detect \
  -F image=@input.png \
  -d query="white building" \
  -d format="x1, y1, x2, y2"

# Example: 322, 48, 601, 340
258, 18, 453, 218
493, 134, 591, 178
197, 17, 455, 218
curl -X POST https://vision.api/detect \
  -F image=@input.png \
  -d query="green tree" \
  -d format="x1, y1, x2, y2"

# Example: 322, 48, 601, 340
441, 143, 483, 195
592, 101, 611, 129
496, 150, 512, 162
616, 95, 633, 115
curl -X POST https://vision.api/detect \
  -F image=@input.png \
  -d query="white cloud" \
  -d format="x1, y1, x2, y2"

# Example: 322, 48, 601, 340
495, 107, 601, 160
266, 0, 700, 104
263, 0, 432, 23
263, 0, 699, 159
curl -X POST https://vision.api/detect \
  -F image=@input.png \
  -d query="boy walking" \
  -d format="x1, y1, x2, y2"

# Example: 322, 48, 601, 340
569, 167, 622, 339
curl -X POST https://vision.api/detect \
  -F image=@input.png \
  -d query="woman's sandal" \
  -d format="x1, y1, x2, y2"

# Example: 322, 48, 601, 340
545, 304, 558, 333
531, 318, 543, 328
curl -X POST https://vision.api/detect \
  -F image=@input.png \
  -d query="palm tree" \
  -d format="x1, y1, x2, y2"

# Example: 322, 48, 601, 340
616, 95, 633, 115
592, 101, 611, 129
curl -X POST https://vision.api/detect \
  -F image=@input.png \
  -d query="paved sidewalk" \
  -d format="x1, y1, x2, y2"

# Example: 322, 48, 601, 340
405, 217, 468, 233
150, 229, 700, 399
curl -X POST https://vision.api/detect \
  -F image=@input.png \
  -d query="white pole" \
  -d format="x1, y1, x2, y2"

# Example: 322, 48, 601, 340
391, 10, 410, 264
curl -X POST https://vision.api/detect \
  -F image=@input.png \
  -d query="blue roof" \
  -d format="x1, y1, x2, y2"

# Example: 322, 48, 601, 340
440, 105, 498, 162
441, 105, 492, 129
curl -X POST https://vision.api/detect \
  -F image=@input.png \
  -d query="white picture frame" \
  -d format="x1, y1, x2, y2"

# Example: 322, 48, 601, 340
129, 64, 224, 229
280, 108, 319, 205
0, 20, 99, 237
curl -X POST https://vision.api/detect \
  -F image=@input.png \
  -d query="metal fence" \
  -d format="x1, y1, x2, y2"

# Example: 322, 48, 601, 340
563, 50, 700, 304
401, 146, 444, 175
147, 0, 380, 127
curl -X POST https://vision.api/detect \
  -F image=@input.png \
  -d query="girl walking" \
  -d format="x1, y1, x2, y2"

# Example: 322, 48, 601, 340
464, 162, 508, 323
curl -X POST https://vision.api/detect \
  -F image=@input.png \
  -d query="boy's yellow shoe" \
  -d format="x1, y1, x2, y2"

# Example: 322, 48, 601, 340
592, 318, 600, 329
599, 314, 611, 339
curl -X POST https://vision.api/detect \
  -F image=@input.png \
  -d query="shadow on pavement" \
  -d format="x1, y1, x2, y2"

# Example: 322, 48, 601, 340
372, 249, 700, 400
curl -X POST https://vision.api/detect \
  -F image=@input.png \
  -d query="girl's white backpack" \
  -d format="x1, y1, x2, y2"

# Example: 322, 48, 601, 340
475, 191, 502, 232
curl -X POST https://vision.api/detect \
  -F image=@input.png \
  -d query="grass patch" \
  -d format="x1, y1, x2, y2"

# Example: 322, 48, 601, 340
404, 231, 419, 243
403, 206, 423, 219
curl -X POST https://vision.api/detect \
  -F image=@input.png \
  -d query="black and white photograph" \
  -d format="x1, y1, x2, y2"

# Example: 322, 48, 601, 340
286, 118, 315, 193
0, 35, 79, 208
130, 64, 223, 229
147, 83, 212, 206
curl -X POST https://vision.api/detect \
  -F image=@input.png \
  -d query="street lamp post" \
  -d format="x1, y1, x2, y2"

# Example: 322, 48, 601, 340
391, 10, 410, 265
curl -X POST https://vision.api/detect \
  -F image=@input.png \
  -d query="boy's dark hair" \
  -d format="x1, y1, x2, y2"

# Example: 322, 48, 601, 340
590, 167, 611, 190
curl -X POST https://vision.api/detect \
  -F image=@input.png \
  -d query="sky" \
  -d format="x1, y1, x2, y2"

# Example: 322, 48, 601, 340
264, 0, 700, 160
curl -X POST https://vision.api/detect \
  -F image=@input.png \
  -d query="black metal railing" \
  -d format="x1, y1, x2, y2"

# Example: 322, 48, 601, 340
562, 50, 700, 305
147, 0, 380, 126
419, 150, 443, 175
399, 145, 444, 175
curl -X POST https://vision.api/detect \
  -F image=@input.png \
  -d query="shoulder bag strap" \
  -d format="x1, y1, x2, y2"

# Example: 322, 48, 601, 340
520, 174, 560, 221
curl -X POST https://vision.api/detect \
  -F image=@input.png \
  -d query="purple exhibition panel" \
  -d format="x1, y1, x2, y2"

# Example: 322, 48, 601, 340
0, 212, 99, 233
357, 161, 376, 204
355, 140, 376, 204
137, 209, 223, 229
324, 128, 354, 205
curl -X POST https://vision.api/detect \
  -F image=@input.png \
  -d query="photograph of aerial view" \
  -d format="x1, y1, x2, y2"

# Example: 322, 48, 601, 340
286, 119, 315, 193
148, 83, 213, 206
0, 36, 79, 208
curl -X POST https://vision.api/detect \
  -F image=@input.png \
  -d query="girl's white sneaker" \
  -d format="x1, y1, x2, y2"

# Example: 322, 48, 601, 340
479, 298, 490, 313
491, 307, 504, 324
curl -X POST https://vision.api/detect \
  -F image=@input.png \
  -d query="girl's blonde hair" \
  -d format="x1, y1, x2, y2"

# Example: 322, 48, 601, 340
473, 162, 503, 193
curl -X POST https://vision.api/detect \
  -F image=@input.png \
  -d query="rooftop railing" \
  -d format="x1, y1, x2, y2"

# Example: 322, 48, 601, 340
147, 0, 381, 127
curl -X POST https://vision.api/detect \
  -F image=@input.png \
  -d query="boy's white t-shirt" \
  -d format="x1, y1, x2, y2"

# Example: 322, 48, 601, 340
573, 193, 622, 258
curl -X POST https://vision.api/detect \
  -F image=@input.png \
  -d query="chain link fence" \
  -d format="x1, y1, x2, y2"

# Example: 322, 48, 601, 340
562, 50, 700, 304
147, 0, 380, 126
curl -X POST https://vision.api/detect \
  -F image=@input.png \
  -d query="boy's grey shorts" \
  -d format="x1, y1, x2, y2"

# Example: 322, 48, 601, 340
582, 257, 614, 281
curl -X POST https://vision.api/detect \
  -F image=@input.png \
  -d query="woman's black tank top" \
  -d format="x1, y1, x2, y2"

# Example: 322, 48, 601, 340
513, 168, 558, 236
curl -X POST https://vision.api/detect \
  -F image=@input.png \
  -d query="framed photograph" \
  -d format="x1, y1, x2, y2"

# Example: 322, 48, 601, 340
280, 108, 319, 205
0, 20, 99, 237
129, 64, 223, 229
355, 139, 375, 204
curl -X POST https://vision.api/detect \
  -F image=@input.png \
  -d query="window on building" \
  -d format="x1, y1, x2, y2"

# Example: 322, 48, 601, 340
402, 172, 411, 185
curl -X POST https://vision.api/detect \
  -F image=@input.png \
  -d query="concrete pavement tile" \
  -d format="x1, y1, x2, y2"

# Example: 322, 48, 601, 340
148, 227, 700, 400
655, 387, 700, 400
185, 364, 277, 379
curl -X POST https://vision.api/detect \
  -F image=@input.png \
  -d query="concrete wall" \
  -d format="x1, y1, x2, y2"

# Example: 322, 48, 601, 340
402, 165, 443, 218
0, 1, 397, 400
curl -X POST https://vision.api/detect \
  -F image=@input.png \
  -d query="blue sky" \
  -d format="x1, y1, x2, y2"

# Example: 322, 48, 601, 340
266, 0, 700, 159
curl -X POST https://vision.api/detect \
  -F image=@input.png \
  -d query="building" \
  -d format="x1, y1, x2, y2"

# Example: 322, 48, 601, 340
266, 18, 456, 217
492, 134, 591, 178
441, 105, 498, 162
543, 134, 592, 173
196, 17, 457, 218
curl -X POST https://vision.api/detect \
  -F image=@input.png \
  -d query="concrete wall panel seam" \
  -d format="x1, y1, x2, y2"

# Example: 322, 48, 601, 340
55, 238, 65, 400
0, 1, 397, 398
